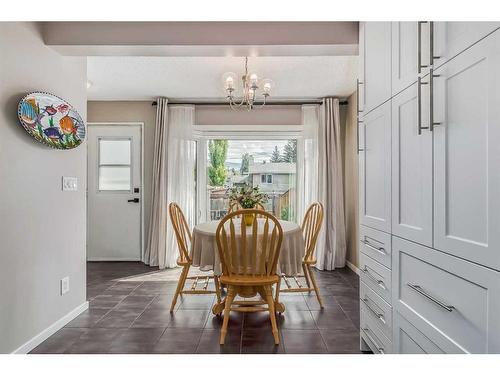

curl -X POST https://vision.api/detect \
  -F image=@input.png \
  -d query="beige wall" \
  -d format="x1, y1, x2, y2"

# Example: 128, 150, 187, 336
0, 22, 87, 353
195, 105, 302, 125
343, 92, 359, 268
87, 101, 156, 238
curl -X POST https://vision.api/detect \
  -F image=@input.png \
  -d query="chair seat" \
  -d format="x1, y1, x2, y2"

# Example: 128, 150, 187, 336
220, 274, 280, 286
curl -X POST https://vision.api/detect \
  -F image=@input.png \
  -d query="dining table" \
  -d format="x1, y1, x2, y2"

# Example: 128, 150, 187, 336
190, 218, 306, 314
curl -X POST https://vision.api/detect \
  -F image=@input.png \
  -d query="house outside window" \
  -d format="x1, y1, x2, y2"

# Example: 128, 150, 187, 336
261, 174, 273, 184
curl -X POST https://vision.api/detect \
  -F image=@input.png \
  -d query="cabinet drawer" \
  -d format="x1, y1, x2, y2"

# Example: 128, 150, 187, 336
360, 225, 392, 269
393, 237, 500, 353
360, 303, 392, 354
393, 312, 445, 354
359, 253, 392, 304
360, 281, 392, 338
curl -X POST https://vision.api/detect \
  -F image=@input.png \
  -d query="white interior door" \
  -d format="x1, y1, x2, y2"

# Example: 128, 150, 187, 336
87, 124, 143, 261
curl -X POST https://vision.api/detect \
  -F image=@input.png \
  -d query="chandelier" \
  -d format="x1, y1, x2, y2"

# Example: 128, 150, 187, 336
222, 57, 274, 110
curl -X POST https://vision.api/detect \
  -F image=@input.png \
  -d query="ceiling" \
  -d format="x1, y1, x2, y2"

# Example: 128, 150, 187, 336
86, 56, 358, 101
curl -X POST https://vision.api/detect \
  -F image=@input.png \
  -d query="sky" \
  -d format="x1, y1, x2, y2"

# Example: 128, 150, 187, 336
223, 139, 289, 167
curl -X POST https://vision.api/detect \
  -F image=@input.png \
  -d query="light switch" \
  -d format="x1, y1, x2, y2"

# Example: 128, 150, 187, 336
62, 177, 78, 191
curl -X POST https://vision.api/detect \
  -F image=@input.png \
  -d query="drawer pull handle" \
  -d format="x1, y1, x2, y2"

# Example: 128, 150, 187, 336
362, 267, 387, 290
362, 297, 386, 324
407, 283, 455, 312
361, 239, 387, 255
362, 328, 385, 354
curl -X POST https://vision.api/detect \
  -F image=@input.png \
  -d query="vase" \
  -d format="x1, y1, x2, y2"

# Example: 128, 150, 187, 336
243, 213, 254, 226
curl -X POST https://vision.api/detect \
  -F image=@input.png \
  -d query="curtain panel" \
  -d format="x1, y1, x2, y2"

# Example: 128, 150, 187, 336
301, 99, 347, 270
145, 100, 196, 269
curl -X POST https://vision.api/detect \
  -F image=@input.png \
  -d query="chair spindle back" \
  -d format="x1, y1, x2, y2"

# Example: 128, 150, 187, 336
301, 202, 324, 262
216, 210, 283, 278
168, 202, 192, 263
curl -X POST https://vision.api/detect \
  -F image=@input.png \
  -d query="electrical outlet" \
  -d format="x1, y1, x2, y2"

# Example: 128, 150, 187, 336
62, 177, 78, 191
61, 277, 70, 295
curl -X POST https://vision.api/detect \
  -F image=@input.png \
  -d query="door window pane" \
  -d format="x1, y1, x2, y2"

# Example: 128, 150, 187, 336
99, 166, 131, 191
99, 139, 131, 165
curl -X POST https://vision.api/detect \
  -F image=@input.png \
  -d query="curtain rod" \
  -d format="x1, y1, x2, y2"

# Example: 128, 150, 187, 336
151, 100, 349, 106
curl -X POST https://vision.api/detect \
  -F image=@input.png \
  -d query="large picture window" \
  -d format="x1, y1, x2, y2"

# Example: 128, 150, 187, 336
202, 139, 297, 222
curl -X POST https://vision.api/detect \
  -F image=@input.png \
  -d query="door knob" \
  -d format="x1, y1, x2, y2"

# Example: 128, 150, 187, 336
127, 198, 140, 203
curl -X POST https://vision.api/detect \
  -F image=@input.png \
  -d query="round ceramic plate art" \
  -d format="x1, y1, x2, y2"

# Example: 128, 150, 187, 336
17, 91, 85, 149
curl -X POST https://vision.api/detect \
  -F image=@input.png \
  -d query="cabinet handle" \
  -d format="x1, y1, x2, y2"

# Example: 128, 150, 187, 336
429, 21, 441, 66
362, 297, 386, 324
429, 68, 442, 131
361, 239, 386, 255
362, 328, 385, 354
407, 283, 455, 312
362, 266, 386, 290
417, 76, 429, 135
357, 79, 364, 153
417, 21, 426, 73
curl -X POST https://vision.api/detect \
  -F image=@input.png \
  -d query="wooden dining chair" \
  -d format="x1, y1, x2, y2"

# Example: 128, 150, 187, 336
216, 209, 283, 345
168, 202, 222, 312
276, 202, 325, 308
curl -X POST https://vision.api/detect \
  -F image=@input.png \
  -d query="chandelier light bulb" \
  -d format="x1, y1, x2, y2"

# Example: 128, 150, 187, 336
222, 57, 272, 110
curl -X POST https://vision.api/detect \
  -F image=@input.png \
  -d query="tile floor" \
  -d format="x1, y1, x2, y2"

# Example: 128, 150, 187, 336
30, 262, 365, 354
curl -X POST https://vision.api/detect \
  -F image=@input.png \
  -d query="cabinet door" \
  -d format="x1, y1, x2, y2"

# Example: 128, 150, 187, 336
359, 101, 391, 233
393, 312, 445, 354
361, 22, 392, 114
391, 83, 433, 247
392, 237, 500, 353
433, 30, 500, 270
433, 22, 500, 68
391, 22, 419, 95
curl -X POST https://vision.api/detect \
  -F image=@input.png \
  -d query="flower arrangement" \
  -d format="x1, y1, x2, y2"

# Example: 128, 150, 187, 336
228, 185, 268, 209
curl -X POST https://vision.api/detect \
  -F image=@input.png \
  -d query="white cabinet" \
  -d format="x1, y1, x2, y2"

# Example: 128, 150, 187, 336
360, 22, 392, 114
433, 22, 500, 68
359, 101, 391, 233
433, 30, 500, 270
393, 312, 445, 354
391, 22, 419, 95
391, 83, 433, 247
392, 236, 500, 353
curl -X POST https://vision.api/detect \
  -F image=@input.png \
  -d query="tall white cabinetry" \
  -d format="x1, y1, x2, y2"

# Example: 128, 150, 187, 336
358, 21, 500, 354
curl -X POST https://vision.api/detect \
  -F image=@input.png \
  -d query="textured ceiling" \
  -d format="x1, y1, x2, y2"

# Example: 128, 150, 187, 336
87, 56, 358, 100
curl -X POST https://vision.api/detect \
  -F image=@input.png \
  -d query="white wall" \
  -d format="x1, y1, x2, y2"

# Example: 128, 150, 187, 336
0, 22, 87, 353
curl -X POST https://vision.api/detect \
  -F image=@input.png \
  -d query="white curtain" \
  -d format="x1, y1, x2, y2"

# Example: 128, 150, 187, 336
145, 100, 196, 269
300, 99, 347, 270
164, 105, 197, 268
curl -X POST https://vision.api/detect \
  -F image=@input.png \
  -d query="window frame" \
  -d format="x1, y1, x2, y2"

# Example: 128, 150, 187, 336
97, 136, 133, 193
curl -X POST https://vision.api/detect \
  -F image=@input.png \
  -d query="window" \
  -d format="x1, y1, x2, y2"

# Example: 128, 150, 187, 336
98, 138, 132, 191
261, 174, 273, 184
204, 139, 297, 221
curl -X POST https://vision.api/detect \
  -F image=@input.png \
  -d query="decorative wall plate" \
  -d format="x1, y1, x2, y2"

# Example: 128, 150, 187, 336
17, 91, 85, 149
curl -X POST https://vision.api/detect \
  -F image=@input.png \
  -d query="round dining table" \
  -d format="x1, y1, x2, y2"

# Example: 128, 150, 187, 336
191, 219, 305, 276
190, 219, 306, 314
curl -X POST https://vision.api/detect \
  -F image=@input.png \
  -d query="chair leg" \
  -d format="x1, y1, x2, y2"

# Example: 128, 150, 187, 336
214, 275, 222, 305
302, 263, 311, 289
264, 285, 280, 345
275, 277, 282, 314
170, 265, 188, 312
220, 286, 236, 345
307, 265, 324, 309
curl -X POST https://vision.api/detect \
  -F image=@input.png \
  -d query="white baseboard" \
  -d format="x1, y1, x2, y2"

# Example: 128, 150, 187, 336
346, 260, 360, 275
87, 257, 141, 262
12, 301, 89, 354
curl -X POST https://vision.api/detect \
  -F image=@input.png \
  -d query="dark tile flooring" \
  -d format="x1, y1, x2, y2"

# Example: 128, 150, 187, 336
30, 262, 364, 354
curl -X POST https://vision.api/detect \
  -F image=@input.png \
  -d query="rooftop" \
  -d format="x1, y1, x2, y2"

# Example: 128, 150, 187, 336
248, 162, 296, 175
